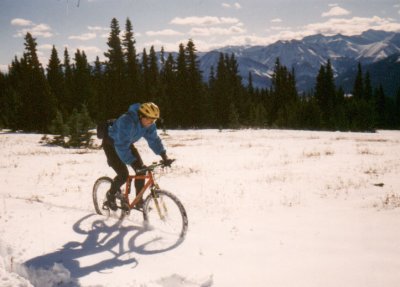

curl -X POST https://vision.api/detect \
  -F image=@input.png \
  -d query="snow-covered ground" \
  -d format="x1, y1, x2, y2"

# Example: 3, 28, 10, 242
1, 129, 400, 287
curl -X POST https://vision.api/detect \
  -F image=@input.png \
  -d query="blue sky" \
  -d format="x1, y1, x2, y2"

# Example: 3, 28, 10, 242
1, 0, 400, 72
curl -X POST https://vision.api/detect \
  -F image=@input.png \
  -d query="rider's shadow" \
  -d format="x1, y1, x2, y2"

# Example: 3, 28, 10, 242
24, 214, 141, 279
25, 213, 184, 278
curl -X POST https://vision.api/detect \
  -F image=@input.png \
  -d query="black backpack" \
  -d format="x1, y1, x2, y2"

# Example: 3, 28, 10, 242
96, 119, 114, 139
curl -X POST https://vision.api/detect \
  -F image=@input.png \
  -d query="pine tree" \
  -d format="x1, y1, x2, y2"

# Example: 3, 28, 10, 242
226, 53, 245, 125
374, 84, 386, 128
174, 43, 188, 127
73, 49, 93, 112
47, 45, 64, 112
185, 39, 204, 127
206, 65, 217, 126
247, 72, 254, 96
353, 62, 364, 99
249, 102, 267, 127
159, 52, 176, 127
123, 18, 141, 104
314, 60, 336, 129
141, 48, 150, 102
104, 18, 125, 118
228, 102, 240, 128
0, 71, 8, 127
148, 46, 160, 101
396, 87, 400, 127
364, 71, 373, 101
21, 33, 56, 132
346, 63, 375, 131
49, 110, 69, 146
271, 58, 298, 127
5, 57, 24, 129
213, 53, 230, 127
67, 105, 94, 148
63, 47, 74, 116
92, 56, 105, 121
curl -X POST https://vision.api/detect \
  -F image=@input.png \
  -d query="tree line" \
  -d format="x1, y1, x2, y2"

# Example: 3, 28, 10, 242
0, 17, 399, 145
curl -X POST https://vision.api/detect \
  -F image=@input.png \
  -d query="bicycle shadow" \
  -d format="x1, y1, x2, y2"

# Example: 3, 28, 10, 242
24, 213, 184, 278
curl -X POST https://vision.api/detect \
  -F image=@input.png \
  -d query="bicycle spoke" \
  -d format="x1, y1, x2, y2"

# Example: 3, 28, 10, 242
92, 177, 125, 220
144, 190, 188, 240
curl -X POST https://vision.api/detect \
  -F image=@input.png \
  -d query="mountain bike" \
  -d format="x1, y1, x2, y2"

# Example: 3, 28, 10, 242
92, 160, 188, 239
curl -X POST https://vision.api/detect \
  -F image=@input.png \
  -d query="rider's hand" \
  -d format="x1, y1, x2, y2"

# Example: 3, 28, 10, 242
161, 152, 174, 167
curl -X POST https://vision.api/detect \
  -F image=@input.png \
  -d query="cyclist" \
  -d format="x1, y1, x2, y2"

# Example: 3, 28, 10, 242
102, 102, 173, 211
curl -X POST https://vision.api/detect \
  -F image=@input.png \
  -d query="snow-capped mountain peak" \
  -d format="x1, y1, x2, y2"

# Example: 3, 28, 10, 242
198, 29, 400, 94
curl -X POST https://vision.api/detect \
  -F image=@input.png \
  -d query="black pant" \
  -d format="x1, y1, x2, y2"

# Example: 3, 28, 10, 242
102, 137, 145, 196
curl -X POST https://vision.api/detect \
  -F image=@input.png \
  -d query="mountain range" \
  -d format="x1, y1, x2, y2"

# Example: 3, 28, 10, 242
196, 29, 400, 97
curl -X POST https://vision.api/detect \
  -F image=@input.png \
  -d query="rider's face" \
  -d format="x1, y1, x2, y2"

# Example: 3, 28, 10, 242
140, 116, 156, 127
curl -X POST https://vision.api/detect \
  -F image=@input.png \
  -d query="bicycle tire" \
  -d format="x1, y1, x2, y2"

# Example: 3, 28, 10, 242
92, 176, 125, 220
143, 189, 188, 240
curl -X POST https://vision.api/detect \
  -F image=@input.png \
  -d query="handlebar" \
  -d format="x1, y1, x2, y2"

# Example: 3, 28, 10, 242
136, 159, 176, 173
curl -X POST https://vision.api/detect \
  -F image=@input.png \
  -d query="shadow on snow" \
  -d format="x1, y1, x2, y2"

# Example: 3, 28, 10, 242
24, 213, 184, 279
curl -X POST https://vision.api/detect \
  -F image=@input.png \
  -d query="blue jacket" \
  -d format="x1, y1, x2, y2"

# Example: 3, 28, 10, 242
108, 103, 166, 164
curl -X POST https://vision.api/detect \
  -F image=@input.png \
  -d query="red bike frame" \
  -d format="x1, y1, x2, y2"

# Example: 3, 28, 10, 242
123, 171, 156, 209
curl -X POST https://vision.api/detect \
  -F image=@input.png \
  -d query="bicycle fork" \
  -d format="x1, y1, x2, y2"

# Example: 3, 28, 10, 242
150, 185, 167, 221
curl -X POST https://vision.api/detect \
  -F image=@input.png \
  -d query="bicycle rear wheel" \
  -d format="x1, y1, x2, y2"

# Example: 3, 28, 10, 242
92, 176, 126, 220
143, 189, 188, 240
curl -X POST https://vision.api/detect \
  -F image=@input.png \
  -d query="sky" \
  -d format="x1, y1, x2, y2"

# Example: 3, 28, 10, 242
1, 0, 400, 72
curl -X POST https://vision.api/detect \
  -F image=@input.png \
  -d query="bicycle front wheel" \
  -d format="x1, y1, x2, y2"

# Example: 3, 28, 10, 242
92, 176, 125, 220
143, 189, 188, 240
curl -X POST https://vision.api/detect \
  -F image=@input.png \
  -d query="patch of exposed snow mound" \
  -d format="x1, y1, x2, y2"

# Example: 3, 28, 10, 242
0, 240, 78, 287
153, 274, 213, 287
23, 263, 78, 287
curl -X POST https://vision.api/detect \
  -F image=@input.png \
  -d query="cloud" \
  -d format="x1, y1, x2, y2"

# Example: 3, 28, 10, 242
267, 26, 291, 31
189, 25, 245, 36
305, 16, 400, 35
68, 32, 96, 40
271, 18, 282, 23
234, 3, 242, 9
259, 15, 400, 47
193, 15, 400, 52
171, 16, 241, 26
322, 6, 351, 17
76, 45, 102, 54
87, 26, 109, 32
212, 34, 270, 48
146, 29, 184, 36
38, 44, 54, 50
14, 26, 53, 38
222, 2, 241, 9
140, 39, 197, 53
11, 18, 33, 26
0, 64, 9, 73
12, 19, 54, 38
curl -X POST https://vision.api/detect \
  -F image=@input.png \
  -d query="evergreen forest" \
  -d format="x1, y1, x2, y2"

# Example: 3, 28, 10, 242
1, 18, 400, 147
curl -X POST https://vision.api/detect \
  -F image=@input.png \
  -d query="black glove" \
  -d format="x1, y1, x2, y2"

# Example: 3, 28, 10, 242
160, 152, 174, 167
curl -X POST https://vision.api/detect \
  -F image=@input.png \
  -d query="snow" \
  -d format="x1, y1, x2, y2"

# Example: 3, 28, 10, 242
359, 42, 389, 60
1, 129, 400, 287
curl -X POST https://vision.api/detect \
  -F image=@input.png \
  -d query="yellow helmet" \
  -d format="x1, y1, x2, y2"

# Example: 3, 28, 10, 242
139, 102, 160, 119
